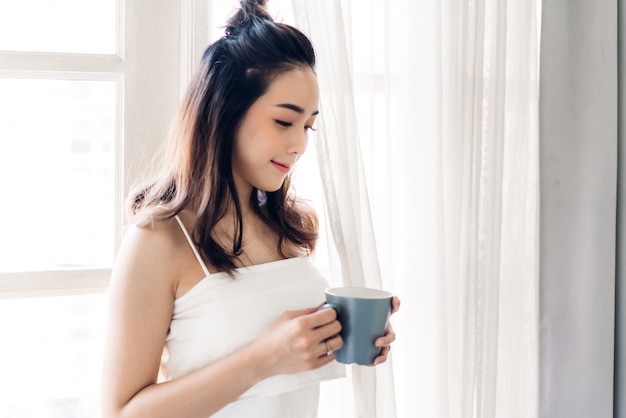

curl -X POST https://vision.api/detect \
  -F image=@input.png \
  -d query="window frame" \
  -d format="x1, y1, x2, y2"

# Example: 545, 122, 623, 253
0, 0, 209, 298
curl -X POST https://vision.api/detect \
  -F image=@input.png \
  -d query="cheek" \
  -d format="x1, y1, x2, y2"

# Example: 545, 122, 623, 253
240, 133, 268, 158
234, 115, 283, 164
245, 129, 279, 156
233, 133, 269, 171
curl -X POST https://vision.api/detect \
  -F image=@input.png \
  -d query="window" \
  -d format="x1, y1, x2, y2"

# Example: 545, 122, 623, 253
0, 0, 117, 54
0, 77, 117, 273
0, 1, 208, 415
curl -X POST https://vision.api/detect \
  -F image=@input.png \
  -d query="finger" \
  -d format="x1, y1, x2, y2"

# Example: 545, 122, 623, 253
318, 335, 343, 358
311, 319, 342, 344
390, 296, 401, 315
375, 324, 395, 347
307, 306, 338, 328
375, 334, 395, 348
316, 348, 337, 365
326, 335, 343, 352
282, 306, 321, 320
319, 340, 333, 358
373, 345, 391, 366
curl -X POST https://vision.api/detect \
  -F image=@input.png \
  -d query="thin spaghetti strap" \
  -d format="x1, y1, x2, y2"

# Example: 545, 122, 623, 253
174, 215, 211, 277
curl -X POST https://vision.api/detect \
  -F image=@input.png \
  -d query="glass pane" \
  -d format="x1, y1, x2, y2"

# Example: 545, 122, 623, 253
0, 78, 117, 272
0, 293, 107, 417
0, 0, 117, 54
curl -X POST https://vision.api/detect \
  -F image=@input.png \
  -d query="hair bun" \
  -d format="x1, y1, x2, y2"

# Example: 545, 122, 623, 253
225, 0, 272, 37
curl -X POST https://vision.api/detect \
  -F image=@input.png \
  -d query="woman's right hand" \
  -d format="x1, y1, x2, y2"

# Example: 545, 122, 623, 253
250, 306, 343, 379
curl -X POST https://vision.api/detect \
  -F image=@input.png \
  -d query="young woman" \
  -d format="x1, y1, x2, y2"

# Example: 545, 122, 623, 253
101, 1, 399, 417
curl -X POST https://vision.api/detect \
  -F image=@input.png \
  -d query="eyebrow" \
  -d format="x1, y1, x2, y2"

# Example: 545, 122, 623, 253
275, 103, 319, 117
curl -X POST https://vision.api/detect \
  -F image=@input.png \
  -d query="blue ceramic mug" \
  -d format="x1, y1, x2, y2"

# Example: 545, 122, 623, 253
320, 287, 392, 365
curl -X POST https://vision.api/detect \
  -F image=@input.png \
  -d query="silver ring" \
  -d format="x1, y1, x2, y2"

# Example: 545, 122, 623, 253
325, 341, 333, 356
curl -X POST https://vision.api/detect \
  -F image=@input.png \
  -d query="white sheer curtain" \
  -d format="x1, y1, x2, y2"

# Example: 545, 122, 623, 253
291, 2, 396, 418
291, 0, 540, 417
440, 1, 540, 417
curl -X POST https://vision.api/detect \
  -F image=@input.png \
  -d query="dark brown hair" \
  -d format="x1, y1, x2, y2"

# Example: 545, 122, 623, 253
128, 0, 318, 274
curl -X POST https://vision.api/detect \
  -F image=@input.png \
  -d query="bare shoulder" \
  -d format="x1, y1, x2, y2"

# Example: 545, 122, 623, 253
111, 217, 188, 299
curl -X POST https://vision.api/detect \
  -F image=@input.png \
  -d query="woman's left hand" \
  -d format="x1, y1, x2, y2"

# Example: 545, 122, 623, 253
372, 295, 400, 366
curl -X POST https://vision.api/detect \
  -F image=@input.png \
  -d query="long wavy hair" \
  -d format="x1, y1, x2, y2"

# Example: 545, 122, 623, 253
128, 0, 318, 275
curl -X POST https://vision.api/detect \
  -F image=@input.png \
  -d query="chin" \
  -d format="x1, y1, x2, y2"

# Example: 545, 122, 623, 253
263, 185, 283, 193
258, 181, 285, 194
254, 175, 288, 194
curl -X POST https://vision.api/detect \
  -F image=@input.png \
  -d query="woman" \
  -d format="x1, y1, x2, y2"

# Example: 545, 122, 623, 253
101, 1, 399, 417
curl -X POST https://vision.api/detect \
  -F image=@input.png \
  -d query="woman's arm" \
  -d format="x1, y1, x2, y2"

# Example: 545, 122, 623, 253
101, 223, 342, 418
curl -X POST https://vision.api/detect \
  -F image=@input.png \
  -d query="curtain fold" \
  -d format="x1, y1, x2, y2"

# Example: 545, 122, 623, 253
440, 1, 540, 417
290, 1, 397, 417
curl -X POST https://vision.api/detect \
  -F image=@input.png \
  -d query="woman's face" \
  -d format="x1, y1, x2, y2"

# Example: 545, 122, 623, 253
232, 66, 319, 195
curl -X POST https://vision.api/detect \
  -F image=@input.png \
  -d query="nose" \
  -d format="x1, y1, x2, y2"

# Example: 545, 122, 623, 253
287, 128, 309, 155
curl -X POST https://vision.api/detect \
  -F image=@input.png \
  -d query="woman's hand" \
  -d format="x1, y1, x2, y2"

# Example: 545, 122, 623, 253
251, 306, 344, 379
372, 295, 400, 366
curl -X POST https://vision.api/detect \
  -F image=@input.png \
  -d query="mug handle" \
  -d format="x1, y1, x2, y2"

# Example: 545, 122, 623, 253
318, 302, 340, 316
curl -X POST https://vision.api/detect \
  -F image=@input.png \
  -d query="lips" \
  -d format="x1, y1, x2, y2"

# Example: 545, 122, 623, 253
271, 160, 291, 173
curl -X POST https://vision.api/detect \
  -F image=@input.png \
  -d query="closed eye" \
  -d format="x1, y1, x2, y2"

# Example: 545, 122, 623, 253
305, 125, 317, 132
275, 120, 293, 127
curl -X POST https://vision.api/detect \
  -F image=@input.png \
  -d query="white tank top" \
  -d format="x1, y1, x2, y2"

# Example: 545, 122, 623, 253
160, 216, 345, 417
